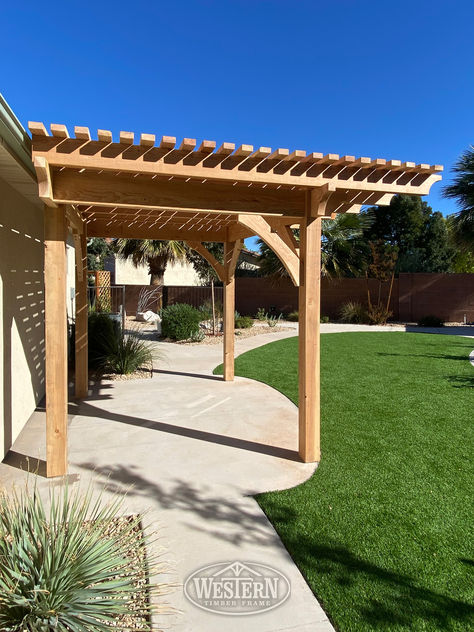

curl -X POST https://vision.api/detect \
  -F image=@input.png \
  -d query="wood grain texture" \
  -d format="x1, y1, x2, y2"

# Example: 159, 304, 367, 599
74, 231, 88, 399
44, 205, 68, 477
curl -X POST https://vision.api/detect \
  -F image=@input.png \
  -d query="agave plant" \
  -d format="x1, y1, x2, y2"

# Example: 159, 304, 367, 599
0, 484, 160, 631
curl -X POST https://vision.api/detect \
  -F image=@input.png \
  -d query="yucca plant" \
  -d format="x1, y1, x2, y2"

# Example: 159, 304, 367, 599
0, 485, 160, 631
100, 331, 154, 375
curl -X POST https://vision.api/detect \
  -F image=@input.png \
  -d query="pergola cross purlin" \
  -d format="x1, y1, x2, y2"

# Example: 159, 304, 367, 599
29, 121, 442, 477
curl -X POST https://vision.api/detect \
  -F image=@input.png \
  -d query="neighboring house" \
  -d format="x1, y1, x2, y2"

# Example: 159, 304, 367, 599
104, 247, 260, 286
104, 255, 201, 286
0, 94, 75, 459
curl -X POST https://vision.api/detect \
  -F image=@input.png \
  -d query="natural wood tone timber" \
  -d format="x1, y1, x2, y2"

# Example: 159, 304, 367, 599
98, 129, 113, 143
33, 156, 57, 207
74, 126, 91, 140
52, 170, 306, 216
66, 205, 84, 234
120, 131, 134, 145
28, 121, 48, 136
30, 124, 442, 197
267, 218, 300, 256
50, 124, 69, 138
298, 188, 334, 463
140, 133, 155, 147
237, 214, 300, 285
44, 205, 68, 477
187, 242, 225, 281
74, 231, 88, 398
223, 240, 243, 381
86, 219, 230, 242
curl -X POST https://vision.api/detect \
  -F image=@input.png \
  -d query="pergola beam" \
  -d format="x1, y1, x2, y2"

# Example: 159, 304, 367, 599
237, 214, 300, 285
187, 241, 225, 282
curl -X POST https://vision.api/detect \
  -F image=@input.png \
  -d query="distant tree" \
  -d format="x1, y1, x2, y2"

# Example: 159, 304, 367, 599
257, 213, 370, 280
451, 250, 474, 273
186, 242, 224, 285
113, 239, 188, 285
362, 195, 455, 273
443, 146, 474, 250
87, 238, 113, 271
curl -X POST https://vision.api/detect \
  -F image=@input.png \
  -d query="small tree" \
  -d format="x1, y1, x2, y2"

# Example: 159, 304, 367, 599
187, 242, 224, 335
443, 146, 474, 251
366, 240, 398, 324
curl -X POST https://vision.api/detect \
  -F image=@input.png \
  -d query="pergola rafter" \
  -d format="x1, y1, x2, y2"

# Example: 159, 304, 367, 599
29, 121, 442, 477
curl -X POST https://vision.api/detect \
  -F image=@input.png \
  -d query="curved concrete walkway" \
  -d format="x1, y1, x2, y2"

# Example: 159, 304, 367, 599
2, 323, 473, 631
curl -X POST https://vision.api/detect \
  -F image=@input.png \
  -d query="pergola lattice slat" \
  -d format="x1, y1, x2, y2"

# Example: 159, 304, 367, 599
29, 121, 442, 477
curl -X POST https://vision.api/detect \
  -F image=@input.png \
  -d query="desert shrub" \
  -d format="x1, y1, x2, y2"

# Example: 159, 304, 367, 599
267, 314, 282, 328
286, 311, 299, 322
367, 304, 392, 325
418, 314, 445, 327
255, 307, 267, 321
190, 329, 206, 342
161, 303, 203, 340
88, 312, 120, 368
235, 315, 254, 329
339, 301, 368, 324
0, 485, 159, 631
321, 315, 330, 323
199, 299, 223, 320
100, 331, 153, 374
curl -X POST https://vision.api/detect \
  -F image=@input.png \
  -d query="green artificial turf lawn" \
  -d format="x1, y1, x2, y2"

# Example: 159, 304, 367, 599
214, 333, 474, 631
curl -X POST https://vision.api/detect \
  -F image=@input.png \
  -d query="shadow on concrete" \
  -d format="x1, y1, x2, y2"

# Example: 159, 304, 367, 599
2, 449, 47, 477
70, 399, 300, 462
75, 464, 279, 548
153, 368, 223, 382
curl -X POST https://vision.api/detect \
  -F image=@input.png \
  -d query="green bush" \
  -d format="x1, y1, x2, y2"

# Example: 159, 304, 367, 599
255, 307, 267, 321
286, 311, 299, 322
339, 301, 368, 324
0, 485, 158, 630
100, 331, 153, 374
235, 315, 254, 329
88, 312, 120, 368
161, 303, 203, 340
418, 314, 445, 327
321, 315, 330, 323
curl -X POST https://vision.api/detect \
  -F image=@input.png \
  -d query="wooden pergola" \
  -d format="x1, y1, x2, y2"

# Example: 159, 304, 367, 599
28, 122, 442, 477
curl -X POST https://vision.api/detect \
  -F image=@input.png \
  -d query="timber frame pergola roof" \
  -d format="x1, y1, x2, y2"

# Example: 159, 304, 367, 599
29, 121, 442, 477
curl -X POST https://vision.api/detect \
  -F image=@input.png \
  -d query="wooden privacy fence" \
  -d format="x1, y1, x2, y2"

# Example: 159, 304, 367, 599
124, 274, 474, 323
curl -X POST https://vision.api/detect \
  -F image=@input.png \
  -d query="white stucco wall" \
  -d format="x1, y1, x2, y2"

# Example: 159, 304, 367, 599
0, 175, 45, 457
112, 257, 200, 286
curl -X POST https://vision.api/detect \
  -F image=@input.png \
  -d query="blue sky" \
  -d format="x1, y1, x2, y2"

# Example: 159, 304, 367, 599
1, 1, 472, 249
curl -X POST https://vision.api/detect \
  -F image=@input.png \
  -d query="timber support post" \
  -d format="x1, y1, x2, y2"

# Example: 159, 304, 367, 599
44, 204, 68, 477
298, 187, 333, 463
74, 230, 88, 398
223, 240, 242, 381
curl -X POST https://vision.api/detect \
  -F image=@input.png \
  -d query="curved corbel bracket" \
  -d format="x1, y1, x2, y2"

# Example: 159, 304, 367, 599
187, 241, 225, 282
237, 214, 300, 286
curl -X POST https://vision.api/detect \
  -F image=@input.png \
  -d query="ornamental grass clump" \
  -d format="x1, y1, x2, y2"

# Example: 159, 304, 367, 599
0, 485, 160, 631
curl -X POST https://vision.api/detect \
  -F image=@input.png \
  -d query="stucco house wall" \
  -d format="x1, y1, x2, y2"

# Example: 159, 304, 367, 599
106, 256, 201, 286
0, 95, 75, 459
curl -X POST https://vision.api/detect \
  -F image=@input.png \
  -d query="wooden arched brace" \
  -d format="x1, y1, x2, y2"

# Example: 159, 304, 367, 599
186, 241, 225, 282
237, 214, 300, 286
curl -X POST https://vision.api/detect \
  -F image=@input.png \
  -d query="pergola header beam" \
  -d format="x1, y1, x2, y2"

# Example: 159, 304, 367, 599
29, 123, 442, 198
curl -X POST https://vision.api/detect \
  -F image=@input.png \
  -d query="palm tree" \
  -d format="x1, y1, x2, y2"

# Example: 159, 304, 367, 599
443, 146, 474, 250
257, 213, 370, 280
113, 239, 188, 285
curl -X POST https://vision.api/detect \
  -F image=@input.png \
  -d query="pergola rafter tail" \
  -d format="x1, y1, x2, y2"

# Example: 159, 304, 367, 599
30, 120, 442, 478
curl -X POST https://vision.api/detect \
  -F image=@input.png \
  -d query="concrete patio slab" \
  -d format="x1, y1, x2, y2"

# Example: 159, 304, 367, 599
2, 323, 472, 630
0, 327, 334, 632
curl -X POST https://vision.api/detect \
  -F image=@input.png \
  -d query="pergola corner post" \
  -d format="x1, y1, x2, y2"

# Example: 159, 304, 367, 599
44, 204, 68, 477
74, 229, 88, 399
223, 240, 242, 381
298, 187, 334, 463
